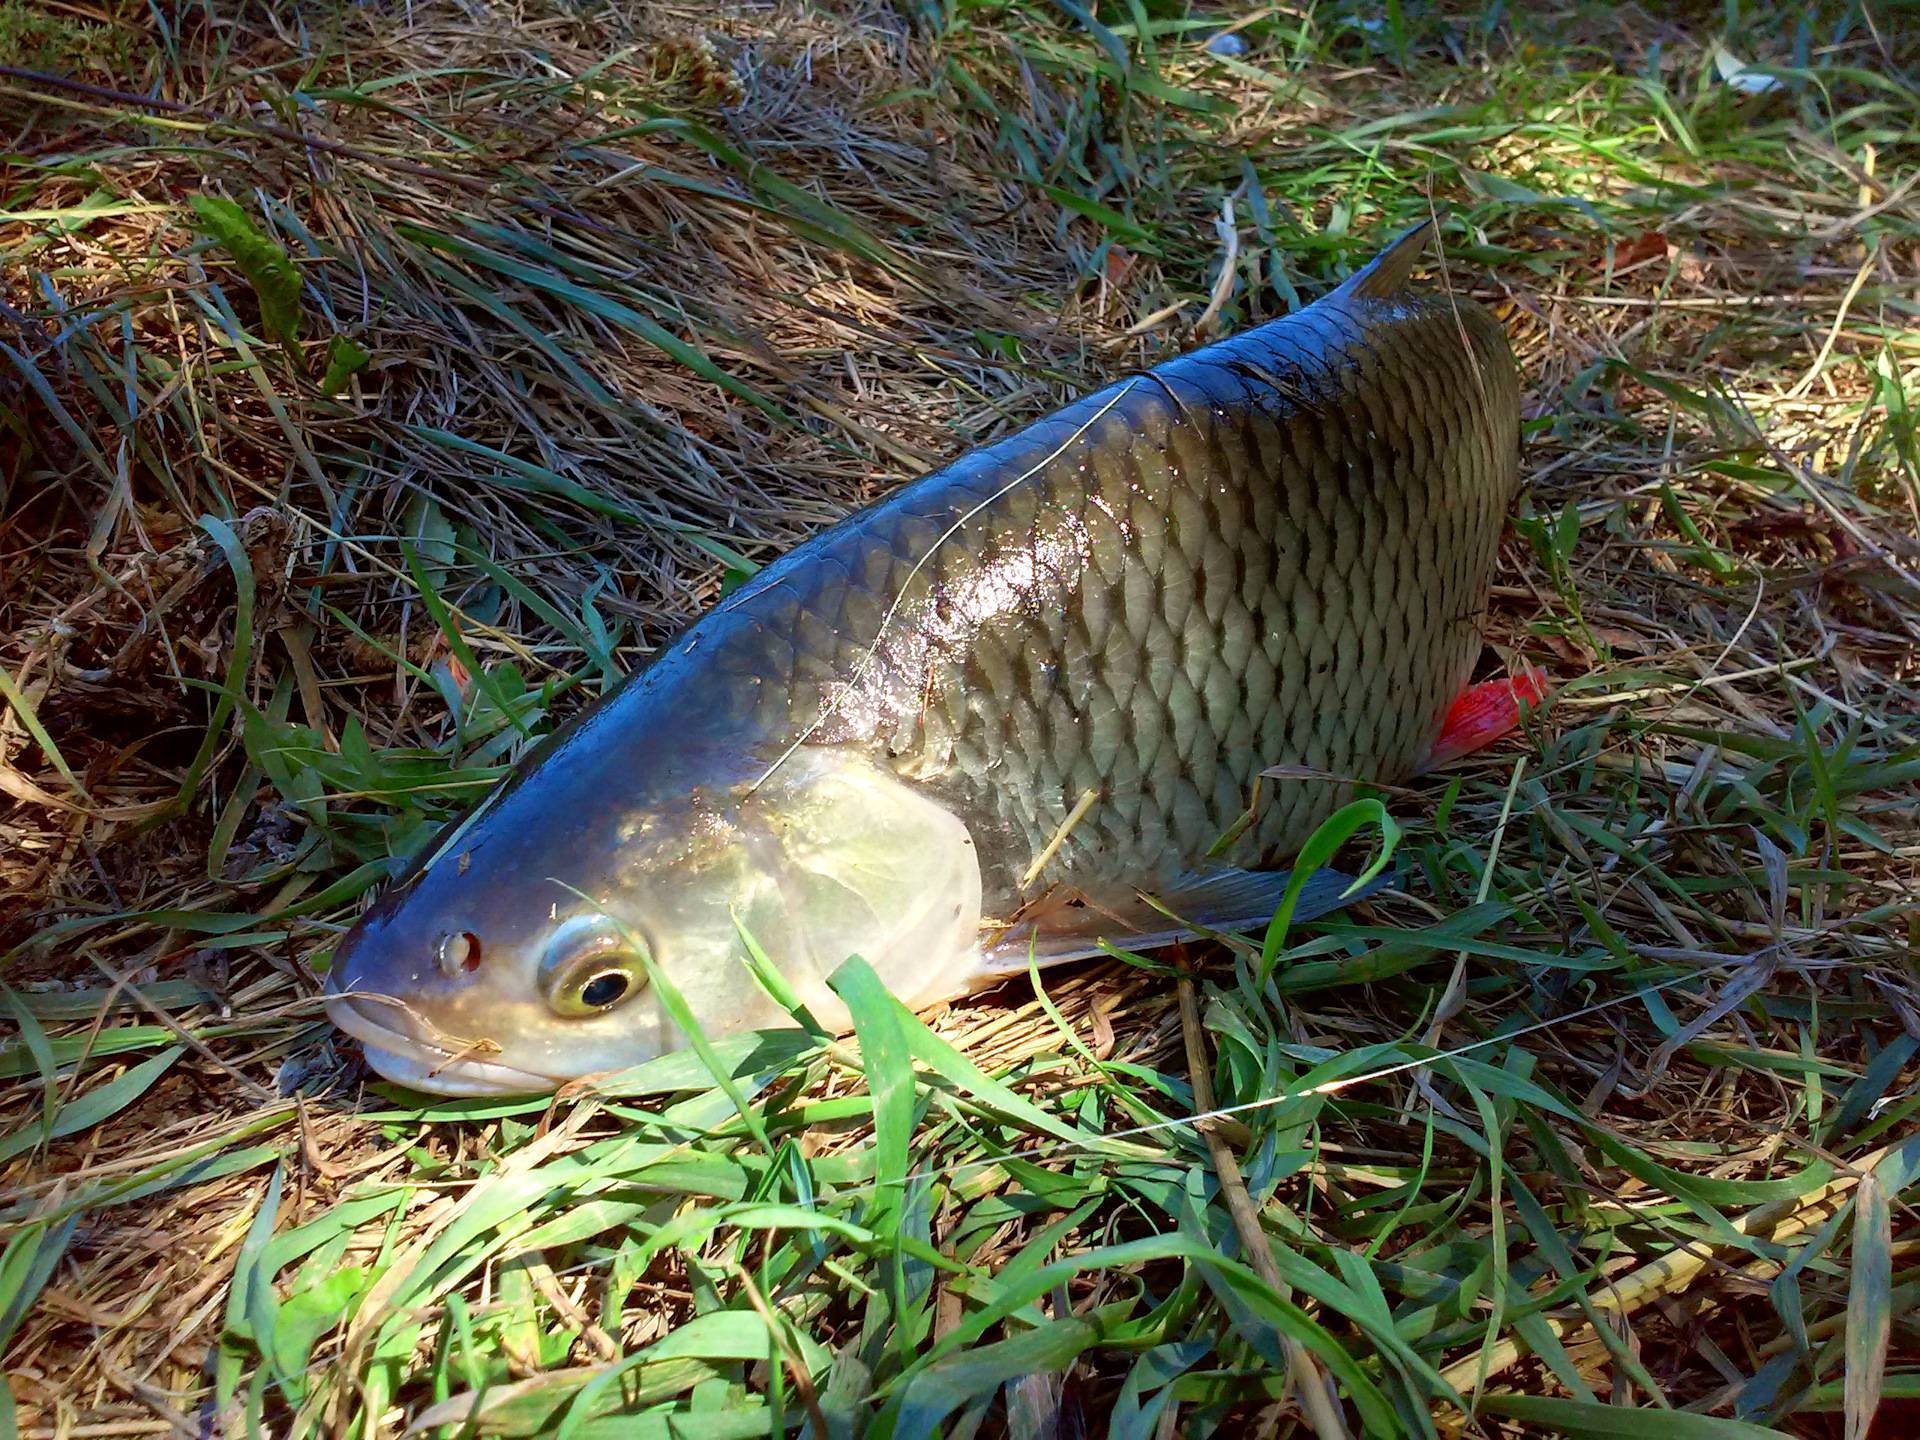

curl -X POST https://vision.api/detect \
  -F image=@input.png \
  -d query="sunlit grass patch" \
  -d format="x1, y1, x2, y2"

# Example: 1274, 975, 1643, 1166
3, 1, 1919, 1436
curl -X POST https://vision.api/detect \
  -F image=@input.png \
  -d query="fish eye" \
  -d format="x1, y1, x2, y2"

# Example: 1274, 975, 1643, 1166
539, 917, 648, 1017
435, 931, 482, 976
548, 954, 643, 1016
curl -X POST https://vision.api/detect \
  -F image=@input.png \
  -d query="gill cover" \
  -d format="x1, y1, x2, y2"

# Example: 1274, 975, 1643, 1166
746, 747, 985, 1025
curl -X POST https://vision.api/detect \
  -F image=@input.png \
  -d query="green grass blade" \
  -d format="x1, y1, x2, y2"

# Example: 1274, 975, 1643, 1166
1846, 1171, 1892, 1440
1475, 1394, 1789, 1437
0, 1216, 80, 1354
0, 1045, 186, 1165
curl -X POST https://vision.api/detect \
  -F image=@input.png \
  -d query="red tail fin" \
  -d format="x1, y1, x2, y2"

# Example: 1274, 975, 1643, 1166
1424, 665, 1551, 768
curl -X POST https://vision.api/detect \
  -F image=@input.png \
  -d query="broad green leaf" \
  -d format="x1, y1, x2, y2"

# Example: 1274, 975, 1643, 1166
0, 984, 57, 1150
412, 1360, 724, 1437
889, 1318, 1104, 1440
217, 1162, 285, 1408
826, 955, 1133, 1158
555, 1313, 824, 1440
0, 1216, 78, 1353
270, 1267, 370, 1396
832, 946, 931, 1374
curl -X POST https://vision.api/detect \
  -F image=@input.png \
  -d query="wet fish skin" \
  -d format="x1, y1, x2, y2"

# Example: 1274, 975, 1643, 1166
322, 222, 1523, 1096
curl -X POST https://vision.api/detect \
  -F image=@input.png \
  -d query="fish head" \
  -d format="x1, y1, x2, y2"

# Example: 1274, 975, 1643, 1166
323, 735, 983, 1096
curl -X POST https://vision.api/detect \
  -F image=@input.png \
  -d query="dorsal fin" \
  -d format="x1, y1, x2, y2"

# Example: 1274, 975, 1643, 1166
1331, 216, 1439, 302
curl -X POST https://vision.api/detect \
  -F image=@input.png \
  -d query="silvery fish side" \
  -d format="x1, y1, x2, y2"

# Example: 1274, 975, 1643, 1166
323, 221, 1524, 1095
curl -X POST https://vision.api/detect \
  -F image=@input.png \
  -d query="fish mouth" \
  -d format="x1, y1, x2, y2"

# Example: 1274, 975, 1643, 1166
323, 990, 562, 1098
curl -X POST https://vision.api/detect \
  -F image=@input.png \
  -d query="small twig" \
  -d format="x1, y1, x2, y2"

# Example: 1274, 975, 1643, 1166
295, 1094, 351, 1182
93, 1357, 199, 1440
1019, 786, 1099, 890
525, 1258, 620, 1362
1786, 245, 1878, 399
1177, 963, 1350, 1440
736, 1261, 833, 1439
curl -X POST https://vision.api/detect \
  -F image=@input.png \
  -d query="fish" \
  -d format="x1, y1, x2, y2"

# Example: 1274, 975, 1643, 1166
323, 219, 1532, 1096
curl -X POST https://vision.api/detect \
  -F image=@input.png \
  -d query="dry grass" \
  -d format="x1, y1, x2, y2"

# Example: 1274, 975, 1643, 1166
3, 1, 1920, 1436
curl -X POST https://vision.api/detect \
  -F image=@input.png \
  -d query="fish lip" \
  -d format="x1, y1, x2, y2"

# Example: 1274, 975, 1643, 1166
322, 990, 561, 1097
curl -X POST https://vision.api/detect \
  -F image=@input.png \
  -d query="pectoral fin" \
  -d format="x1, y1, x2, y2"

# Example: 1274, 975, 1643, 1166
977, 865, 1391, 976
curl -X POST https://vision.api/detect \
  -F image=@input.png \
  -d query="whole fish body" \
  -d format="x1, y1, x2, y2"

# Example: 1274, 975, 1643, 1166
324, 221, 1524, 1095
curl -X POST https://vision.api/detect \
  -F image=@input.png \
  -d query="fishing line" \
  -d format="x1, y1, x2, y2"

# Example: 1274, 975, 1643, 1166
521, 955, 1748, 1215
414, 381, 1148, 862
505, 955, 1755, 1317
281, 954, 1771, 1361
746, 378, 1144, 794
851, 956, 1742, 1195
